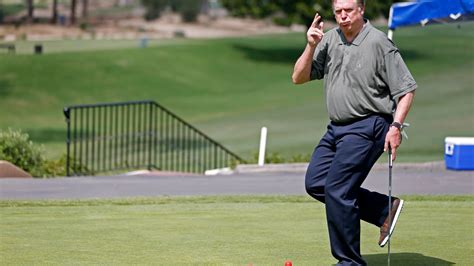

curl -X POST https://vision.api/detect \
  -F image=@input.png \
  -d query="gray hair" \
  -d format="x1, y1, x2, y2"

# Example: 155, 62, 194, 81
333, 0, 366, 7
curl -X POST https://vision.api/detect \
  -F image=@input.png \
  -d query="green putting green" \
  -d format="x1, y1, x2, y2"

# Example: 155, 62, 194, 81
0, 195, 472, 265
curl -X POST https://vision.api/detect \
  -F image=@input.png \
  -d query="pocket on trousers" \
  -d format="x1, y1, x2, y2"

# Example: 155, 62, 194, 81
335, 135, 375, 168
373, 115, 391, 143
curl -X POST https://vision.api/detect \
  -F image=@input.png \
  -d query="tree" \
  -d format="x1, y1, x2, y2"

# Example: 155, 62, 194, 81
26, 0, 34, 23
0, 4, 4, 23
70, 0, 77, 24
171, 0, 204, 22
51, 0, 58, 24
220, 0, 403, 28
82, 0, 89, 19
140, 0, 168, 21
140, 0, 204, 22
220, 0, 326, 27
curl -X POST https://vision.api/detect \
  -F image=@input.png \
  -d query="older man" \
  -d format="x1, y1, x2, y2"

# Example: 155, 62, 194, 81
292, 0, 416, 265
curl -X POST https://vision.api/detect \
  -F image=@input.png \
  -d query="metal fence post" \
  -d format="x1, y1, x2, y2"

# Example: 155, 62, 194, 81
63, 107, 71, 177
148, 102, 153, 170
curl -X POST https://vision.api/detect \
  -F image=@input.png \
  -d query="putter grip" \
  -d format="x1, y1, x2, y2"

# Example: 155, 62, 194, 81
388, 148, 393, 167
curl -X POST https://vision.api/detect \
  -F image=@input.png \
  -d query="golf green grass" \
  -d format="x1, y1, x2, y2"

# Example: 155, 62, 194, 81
0, 195, 472, 265
0, 22, 473, 162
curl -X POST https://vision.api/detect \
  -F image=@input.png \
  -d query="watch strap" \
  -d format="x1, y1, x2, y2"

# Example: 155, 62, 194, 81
390, 122, 410, 139
390, 122, 402, 130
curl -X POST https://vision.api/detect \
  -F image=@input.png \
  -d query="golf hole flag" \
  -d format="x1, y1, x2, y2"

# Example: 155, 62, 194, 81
388, 0, 474, 30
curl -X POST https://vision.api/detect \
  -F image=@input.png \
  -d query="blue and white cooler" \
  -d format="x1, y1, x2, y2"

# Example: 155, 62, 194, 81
444, 137, 474, 170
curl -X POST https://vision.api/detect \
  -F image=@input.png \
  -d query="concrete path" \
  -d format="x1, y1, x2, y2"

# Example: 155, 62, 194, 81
0, 162, 472, 200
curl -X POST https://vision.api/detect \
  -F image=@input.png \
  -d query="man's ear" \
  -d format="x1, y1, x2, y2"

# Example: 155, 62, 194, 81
359, 6, 365, 15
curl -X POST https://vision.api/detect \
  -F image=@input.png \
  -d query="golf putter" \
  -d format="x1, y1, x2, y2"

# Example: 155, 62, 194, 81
388, 147, 393, 266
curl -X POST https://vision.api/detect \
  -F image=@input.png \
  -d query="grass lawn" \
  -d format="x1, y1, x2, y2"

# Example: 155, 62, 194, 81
0, 22, 473, 163
0, 195, 473, 265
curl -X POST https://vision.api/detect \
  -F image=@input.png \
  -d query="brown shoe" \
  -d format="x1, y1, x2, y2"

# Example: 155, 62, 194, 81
379, 198, 404, 247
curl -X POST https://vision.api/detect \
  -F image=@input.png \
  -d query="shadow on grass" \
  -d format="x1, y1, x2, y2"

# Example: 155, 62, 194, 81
0, 79, 12, 97
398, 49, 426, 62
232, 44, 424, 65
363, 252, 455, 265
26, 128, 67, 143
24, 128, 221, 150
233, 44, 301, 64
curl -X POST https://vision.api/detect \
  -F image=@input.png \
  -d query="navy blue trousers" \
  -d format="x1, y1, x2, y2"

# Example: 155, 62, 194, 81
305, 114, 392, 266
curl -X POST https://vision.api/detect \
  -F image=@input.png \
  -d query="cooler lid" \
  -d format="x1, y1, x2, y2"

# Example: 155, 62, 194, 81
445, 137, 474, 145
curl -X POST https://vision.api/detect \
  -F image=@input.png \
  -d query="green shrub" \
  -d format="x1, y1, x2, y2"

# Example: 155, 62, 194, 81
0, 128, 44, 177
273, 17, 292, 27
266, 152, 285, 164
250, 151, 311, 164
171, 0, 203, 22
228, 158, 241, 169
141, 0, 168, 21
288, 153, 311, 163
141, 0, 203, 22
64, 155, 93, 176
252, 151, 285, 164
41, 156, 66, 177
79, 22, 89, 31
0, 129, 90, 177
41, 155, 92, 177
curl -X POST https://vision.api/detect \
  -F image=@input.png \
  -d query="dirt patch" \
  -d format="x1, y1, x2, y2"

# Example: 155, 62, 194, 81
0, 14, 303, 42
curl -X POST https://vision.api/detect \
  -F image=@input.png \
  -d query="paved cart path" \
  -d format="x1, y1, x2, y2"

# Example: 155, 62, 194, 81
0, 163, 472, 200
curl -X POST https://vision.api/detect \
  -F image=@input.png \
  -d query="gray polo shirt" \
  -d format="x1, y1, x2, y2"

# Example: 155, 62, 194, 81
310, 21, 417, 123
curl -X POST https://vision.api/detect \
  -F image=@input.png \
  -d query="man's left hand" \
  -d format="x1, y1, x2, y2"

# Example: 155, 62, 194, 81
384, 127, 402, 161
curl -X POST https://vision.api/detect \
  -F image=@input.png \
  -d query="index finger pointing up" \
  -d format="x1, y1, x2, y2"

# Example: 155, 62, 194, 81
311, 13, 321, 28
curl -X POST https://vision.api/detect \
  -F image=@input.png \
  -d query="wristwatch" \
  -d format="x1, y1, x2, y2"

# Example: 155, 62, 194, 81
390, 122, 403, 130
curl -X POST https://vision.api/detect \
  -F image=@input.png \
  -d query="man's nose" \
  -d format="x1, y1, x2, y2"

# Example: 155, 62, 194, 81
341, 10, 347, 18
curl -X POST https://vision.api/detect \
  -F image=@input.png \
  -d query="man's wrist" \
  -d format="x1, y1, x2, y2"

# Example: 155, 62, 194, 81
390, 122, 402, 131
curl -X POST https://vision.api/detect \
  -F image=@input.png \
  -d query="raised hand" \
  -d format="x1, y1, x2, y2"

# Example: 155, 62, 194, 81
307, 13, 324, 47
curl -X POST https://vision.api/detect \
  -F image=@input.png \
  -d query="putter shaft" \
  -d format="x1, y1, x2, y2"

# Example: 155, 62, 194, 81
388, 149, 393, 266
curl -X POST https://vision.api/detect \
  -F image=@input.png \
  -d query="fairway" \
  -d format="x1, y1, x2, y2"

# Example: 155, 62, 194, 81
1, 22, 473, 162
0, 196, 472, 265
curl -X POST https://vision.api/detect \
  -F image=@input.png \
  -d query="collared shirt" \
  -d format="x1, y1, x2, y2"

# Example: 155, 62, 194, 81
310, 20, 417, 123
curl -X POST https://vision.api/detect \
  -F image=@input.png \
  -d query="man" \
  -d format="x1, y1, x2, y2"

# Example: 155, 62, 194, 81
292, 0, 416, 265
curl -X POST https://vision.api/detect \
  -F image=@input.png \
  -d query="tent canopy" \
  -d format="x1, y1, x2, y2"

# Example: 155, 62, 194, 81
388, 0, 474, 30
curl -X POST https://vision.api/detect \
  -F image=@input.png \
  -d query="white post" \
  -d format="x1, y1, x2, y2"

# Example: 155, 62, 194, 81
387, 5, 394, 41
258, 127, 267, 166
387, 29, 394, 40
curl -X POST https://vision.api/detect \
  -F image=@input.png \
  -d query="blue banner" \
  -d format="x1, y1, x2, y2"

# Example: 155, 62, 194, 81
389, 0, 474, 30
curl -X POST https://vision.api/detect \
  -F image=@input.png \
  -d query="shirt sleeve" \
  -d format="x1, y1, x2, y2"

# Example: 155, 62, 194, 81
383, 49, 417, 99
310, 37, 328, 80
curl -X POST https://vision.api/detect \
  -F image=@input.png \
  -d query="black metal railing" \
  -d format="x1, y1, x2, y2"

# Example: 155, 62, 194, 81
63, 100, 245, 176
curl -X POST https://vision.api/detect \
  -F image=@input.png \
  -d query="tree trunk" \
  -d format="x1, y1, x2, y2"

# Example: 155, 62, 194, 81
82, 0, 89, 19
51, 0, 58, 24
70, 0, 77, 24
26, 0, 34, 23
